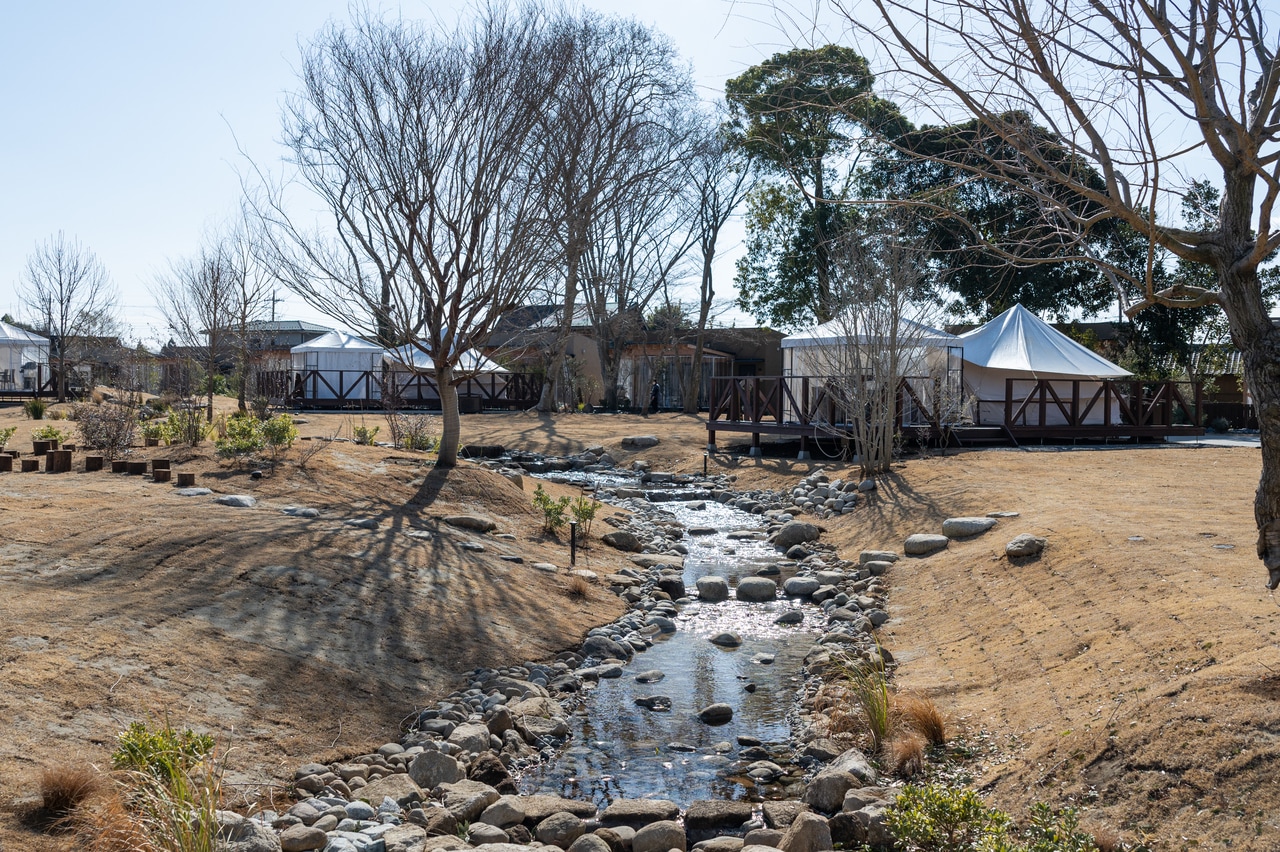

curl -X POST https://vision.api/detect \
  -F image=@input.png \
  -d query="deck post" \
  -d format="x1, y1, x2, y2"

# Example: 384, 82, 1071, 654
1072, 381, 1081, 427
797, 434, 810, 460
749, 430, 762, 457
1005, 378, 1013, 426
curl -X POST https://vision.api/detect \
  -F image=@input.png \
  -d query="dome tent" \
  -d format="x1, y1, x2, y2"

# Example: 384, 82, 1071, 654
0, 320, 49, 391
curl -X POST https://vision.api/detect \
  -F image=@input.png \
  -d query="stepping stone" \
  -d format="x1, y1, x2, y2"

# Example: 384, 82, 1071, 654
941, 517, 998, 538
904, 534, 948, 555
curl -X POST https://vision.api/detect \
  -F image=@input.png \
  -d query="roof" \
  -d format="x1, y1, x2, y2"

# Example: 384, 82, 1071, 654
959, 303, 1131, 378
245, 320, 333, 334
781, 315, 959, 349
385, 345, 508, 375
291, 331, 383, 353
0, 319, 49, 347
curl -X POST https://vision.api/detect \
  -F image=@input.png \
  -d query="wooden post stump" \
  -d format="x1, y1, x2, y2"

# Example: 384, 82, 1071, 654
111, 460, 129, 474
47, 450, 72, 473
176, 472, 196, 487
0, 455, 12, 472
32, 440, 51, 456
152, 468, 172, 483
85, 456, 104, 472
126, 461, 148, 476
152, 459, 171, 472
21, 459, 40, 473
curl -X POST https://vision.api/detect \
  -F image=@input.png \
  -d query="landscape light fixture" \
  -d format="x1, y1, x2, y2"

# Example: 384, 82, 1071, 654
569, 519, 577, 566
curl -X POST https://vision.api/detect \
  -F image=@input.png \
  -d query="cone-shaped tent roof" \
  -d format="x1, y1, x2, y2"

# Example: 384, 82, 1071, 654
0, 319, 49, 346
959, 304, 1130, 378
781, 315, 959, 348
291, 330, 383, 353
384, 344, 507, 375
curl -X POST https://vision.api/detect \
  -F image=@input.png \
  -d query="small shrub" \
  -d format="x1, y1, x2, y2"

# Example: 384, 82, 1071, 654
75, 403, 137, 459
397, 415, 438, 452
32, 424, 69, 444
39, 763, 100, 823
352, 423, 380, 445
213, 416, 264, 459
140, 419, 169, 442
0, 426, 16, 451
833, 652, 892, 752
166, 409, 208, 447
1019, 803, 1099, 852
250, 397, 271, 420
261, 414, 298, 455
888, 784, 1012, 852
111, 721, 214, 786
49, 407, 69, 420
24, 398, 47, 419
570, 495, 601, 539
895, 694, 947, 745
1209, 416, 1231, 434
533, 484, 571, 534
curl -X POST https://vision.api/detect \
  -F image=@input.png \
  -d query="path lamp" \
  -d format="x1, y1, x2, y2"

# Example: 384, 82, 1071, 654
569, 520, 578, 566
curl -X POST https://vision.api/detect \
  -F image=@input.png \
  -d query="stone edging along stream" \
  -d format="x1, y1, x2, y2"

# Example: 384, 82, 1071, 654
226, 452, 911, 852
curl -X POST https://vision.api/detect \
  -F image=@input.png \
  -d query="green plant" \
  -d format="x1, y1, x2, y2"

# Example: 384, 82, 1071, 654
352, 423, 380, 445
140, 420, 169, 442
0, 426, 16, 451
833, 652, 893, 753
111, 721, 214, 786
1209, 415, 1231, 434
570, 495, 601, 539
533, 484, 571, 534
49, 407, 68, 420
24, 397, 48, 419
888, 784, 1012, 852
166, 409, 208, 447
395, 414, 438, 452
32, 424, 68, 443
1019, 803, 1098, 852
260, 414, 298, 454
213, 416, 264, 459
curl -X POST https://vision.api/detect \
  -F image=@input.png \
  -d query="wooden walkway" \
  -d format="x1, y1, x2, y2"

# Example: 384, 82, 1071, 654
706, 375, 1204, 455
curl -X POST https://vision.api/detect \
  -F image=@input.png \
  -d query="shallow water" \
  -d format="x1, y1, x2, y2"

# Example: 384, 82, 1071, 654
518, 494, 821, 807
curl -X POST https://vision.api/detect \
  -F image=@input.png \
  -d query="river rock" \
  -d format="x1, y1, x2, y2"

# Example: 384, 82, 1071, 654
696, 575, 730, 601
745, 829, 785, 847
775, 610, 804, 625
778, 812, 831, 852
569, 835, 614, 852
581, 635, 633, 660
435, 779, 500, 822
782, 576, 820, 597
409, 750, 464, 788
635, 695, 672, 711
1006, 533, 1047, 558
903, 533, 948, 555
469, 751, 516, 793
941, 516, 997, 538
214, 494, 256, 508
357, 773, 424, 808
215, 811, 278, 852
444, 514, 497, 532
699, 703, 734, 724
536, 812, 586, 848
603, 531, 643, 552
774, 521, 820, 548
845, 801, 893, 849
517, 795, 598, 822
657, 575, 686, 598
175, 487, 212, 496
858, 550, 899, 564
479, 796, 526, 828
279, 822, 327, 852
736, 577, 778, 602
693, 838, 745, 852
685, 800, 753, 832
600, 798, 680, 828
632, 820, 686, 852
448, 722, 491, 754
762, 801, 810, 829
862, 560, 893, 576
710, 631, 742, 647
468, 823, 510, 845
621, 435, 660, 448
635, 669, 665, 683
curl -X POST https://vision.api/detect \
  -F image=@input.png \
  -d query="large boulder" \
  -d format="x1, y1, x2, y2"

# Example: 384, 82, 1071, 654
435, 779, 500, 822
603, 531, 644, 552
858, 551, 898, 564
774, 521, 821, 549
782, 576, 821, 597
581, 634, 634, 660
778, 812, 831, 852
517, 795, 598, 822
699, 703, 734, 725
600, 798, 681, 828
621, 435, 660, 448
685, 800, 753, 833
695, 576, 730, 601
469, 751, 517, 793
444, 515, 497, 533
536, 812, 587, 849
1006, 533, 1047, 558
448, 722, 492, 754
903, 534, 948, 556
409, 750, 464, 788
941, 517, 997, 538
215, 811, 280, 852
479, 796, 527, 828
632, 820, 687, 852
280, 823, 327, 852
357, 773, 425, 808
735, 577, 778, 602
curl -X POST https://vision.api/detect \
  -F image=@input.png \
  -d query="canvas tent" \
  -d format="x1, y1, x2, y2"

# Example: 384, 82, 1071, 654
959, 303, 1132, 425
383, 345, 508, 376
291, 331, 385, 402
0, 320, 49, 392
384, 344, 510, 410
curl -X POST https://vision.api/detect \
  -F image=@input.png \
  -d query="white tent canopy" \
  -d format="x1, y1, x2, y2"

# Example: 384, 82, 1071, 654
383, 345, 508, 375
0, 320, 49, 391
959, 304, 1131, 426
291, 331, 385, 401
781, 316, 959, 350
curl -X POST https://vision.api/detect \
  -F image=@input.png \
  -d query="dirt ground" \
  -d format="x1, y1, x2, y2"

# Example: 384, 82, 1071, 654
1, 405, 1278, 850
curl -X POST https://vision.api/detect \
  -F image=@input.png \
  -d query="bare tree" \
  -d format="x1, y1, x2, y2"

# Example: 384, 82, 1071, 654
841, 0, 1280, 587
535, 12, 695, 412
225, 211, 273, 413
257, 8, 564, 467
682, 113, 755, 413
798, 219, 943, 478
20, 232, 118, 402
153, 240, 238, 422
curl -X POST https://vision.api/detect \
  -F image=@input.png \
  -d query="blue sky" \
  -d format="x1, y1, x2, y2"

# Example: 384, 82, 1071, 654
0, 1, 811, 345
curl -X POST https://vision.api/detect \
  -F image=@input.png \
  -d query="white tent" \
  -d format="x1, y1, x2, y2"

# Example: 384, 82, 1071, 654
291, 331, 384, 401
383, 345, 508, 376
959, 304, 1131, 425
0, 320, 49, 391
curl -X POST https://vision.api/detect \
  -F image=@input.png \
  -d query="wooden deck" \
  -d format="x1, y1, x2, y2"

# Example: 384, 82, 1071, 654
0, 366, 56, 404
706, 375, 1204, 456
262, 369, 541, 411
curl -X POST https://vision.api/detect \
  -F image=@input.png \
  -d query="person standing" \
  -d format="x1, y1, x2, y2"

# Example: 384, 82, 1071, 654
649, 379, 661, 413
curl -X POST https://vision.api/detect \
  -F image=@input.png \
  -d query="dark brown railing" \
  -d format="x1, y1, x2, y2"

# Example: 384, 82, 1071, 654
999, 378, 1202, 432
259, 369, 540, 410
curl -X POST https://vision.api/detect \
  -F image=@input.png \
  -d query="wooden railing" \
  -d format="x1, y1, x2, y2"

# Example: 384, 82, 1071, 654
707, 375, 943, 432
1000, 379, 1202, 432
260, 369, 540, 410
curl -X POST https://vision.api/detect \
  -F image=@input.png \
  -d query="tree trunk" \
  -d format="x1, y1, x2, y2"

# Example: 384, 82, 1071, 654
57, 350, 67, 403
206, 352, 216, 423
684, 252, 715, 415
538, 235, 585, 413
436, 364, 459, 469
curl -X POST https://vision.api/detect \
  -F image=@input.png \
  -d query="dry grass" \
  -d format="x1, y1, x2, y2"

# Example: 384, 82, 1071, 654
887, 732, 926, 778
71, 787, 151, 852
893, 694, 947, 745
811, 682, 863, 736
565, 575, 591, 599
37, 764, 101, 827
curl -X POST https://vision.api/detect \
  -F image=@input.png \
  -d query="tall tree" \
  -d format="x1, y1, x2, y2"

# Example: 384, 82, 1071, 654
535, 12, 694, 411
258, 8, 563, 467
727, 45, 907, 327
846, 0, 1280, 586
20, 232, 118, 402
682, 114, 755, 412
